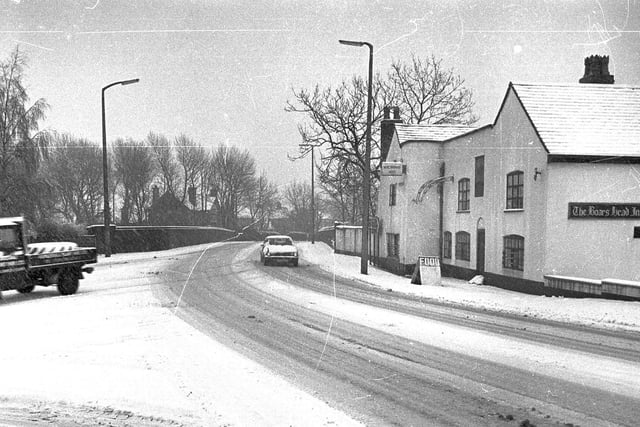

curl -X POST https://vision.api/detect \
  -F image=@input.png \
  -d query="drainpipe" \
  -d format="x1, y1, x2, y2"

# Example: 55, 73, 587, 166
438, 162, 445, 260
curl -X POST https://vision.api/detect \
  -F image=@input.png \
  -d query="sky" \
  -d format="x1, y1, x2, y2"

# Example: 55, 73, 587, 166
1, 0, 638, 189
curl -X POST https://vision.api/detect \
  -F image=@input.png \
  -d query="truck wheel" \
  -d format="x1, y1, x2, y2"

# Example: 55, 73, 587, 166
57, 272, 79, 295
17, 285, 35, 294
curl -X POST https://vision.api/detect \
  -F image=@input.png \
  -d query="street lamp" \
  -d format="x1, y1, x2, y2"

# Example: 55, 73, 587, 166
102, 78, 139, 257
339, 39, 373, 275
297, 143, 316, 244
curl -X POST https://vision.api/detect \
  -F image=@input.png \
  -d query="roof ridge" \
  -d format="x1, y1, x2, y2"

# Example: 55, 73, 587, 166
512, 81, 640, 89
395, 123, 477, 128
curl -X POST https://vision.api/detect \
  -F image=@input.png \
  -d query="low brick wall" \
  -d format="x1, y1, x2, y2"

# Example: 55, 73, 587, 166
602, 278, 640, 300
544, 275, 602, 296
87, 225, 236, 254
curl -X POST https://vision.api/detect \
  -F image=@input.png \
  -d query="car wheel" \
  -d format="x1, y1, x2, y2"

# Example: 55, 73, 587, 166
292, 259, 298, 267
263, 258, 269, 266
17, 285, 35, 294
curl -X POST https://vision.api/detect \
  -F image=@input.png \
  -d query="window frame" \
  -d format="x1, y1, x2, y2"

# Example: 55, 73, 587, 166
457, 178, 470, 211
455, 231, 470, 261
389, 183, 397, 206
503, 234, 524, 271
506, 170, 524, 210
443, 231, 452, 259
475, 156, 484, 197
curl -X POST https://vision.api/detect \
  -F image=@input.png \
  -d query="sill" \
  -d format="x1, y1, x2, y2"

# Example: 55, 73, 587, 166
504, 208, 524, 213
502, 267, 524, 277
456, 210, 470, 214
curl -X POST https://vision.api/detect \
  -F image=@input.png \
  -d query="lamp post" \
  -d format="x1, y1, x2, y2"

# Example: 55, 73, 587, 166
339, 39, 373, 275
297, 143, 316, 244
102, 78, 139, 257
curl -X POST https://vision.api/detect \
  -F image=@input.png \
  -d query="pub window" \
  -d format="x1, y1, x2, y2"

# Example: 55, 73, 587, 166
455, 231, 470, 261
506, 170, 524, 209
458, 178, 470, 211
443, 231, 452, 259
389, 183, 397, 206
503, 234, 524, 271
475, 156, 484, 197
386, 233, 400, 258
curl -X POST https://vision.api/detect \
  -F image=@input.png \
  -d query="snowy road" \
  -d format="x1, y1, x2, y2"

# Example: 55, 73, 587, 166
160, 242, 640, 427
2, 240, 639, 426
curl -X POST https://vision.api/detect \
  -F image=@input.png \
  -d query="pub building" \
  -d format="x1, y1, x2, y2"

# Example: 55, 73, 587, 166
376, 56, 640, 296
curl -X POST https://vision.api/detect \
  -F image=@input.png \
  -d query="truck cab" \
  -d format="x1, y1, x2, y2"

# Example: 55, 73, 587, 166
0, 217, 26, 256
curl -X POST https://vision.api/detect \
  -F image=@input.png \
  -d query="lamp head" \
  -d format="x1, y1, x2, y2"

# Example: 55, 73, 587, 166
121, 78, 140, 86
339, 39, 365, 47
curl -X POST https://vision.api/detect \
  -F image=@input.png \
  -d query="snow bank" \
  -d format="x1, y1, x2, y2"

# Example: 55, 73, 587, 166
298, 242, 640, 332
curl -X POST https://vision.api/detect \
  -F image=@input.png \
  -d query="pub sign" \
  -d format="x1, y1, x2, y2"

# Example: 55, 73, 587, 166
568, 203, 640, 219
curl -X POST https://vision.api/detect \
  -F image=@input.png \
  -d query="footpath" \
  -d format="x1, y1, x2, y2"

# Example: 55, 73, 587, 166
298, 242, 640, 332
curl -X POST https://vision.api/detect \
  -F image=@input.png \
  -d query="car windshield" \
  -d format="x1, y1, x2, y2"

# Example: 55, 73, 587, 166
268, 237, 293, 246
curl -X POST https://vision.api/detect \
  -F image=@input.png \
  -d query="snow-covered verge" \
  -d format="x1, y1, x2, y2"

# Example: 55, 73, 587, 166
298, 242, 640, 332
0, 244, 363, 427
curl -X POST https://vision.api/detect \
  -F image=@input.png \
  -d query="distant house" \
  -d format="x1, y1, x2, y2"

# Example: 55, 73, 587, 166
376, 55, 640, 292
148, 186, 220, 226
148, 191, 192, 226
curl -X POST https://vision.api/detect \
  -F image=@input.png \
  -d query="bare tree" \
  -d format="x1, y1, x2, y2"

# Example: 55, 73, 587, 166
318, 156, 361, 223
113, 138, 155, 224
283, 181, 323, 234
388, 54, 477, 125
0, 47, 50, 220
197, 151, 214, 212
147, 131, 180, 196
244, 171, 280, 228
46, 133, 102, 223
209, 145, 256, 229
286, 54, 476, 220
174, 134, 206, 205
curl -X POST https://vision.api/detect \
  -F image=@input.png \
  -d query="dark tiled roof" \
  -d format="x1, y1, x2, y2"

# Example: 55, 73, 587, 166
395, 123, 478, 144
511, 83, 640, 156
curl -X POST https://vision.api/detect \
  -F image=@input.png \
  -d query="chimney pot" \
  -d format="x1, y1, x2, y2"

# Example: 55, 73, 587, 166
393, 106, 400, 120
579, 55, 614, 84
383, 106, 390, 119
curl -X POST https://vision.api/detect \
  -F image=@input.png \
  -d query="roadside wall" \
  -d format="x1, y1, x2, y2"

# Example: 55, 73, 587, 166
87, 225, 236, 254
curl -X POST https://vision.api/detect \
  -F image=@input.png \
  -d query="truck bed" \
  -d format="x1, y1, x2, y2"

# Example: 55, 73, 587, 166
27, 247, 97, 269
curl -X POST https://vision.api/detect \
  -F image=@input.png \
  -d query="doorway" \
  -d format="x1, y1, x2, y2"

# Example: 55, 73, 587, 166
476, 228, 485, 273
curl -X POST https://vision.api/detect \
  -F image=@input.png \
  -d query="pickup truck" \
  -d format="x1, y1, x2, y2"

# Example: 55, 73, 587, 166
0, 217, 97, 297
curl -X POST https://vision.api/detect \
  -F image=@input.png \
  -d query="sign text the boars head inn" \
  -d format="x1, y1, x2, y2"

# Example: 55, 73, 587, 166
568, 203, 640, 219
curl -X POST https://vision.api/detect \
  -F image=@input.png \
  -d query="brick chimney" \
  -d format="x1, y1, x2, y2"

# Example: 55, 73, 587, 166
579, 55, 614, 84
380, 106, 402, 162
152, 185, 159, 204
